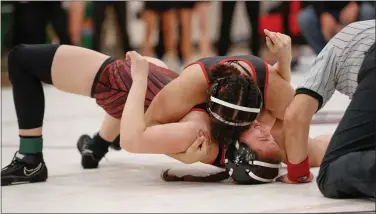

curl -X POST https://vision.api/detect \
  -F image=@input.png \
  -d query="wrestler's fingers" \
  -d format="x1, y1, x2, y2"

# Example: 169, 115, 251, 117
264, 29, 280, 45
266, 37, 274, 51
192, 136, 206, 149
200, 138, 209, 154
276, 33, 291, 47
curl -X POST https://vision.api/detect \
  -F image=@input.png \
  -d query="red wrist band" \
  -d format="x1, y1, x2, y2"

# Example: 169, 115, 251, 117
286, 156, 310, 183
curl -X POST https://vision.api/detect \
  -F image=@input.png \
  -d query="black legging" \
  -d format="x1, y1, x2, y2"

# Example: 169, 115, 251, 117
12, 2, 71, 47
92, 2, 131, 52
218, 1, 260, 57
7, 44, 59, 129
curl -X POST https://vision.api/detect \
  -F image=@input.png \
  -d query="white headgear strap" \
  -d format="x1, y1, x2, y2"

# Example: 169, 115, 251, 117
210, 96, 260, 113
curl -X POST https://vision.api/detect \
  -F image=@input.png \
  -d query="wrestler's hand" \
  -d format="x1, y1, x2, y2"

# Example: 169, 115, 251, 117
276, 172, 314, 184
126, 51, 149, 80
264, 29, 292, 64
184, 132, 211, 163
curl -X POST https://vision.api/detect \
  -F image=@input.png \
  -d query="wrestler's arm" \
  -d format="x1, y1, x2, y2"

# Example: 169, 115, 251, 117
144, 66, 208, 126
120, 76, 205, 154
264, 30, 292, 82
167, 138, 219, 164
265, 71, 295, 120
120, 53, 206, 154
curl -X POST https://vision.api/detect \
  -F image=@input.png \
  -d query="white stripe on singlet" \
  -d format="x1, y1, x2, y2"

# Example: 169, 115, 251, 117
297, 20, 375, 110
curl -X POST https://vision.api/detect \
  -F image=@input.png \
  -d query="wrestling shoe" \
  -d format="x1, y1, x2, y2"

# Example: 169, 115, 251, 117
109, 135, 121, 151
1, 152, 48, 186
77, 134, 108, 169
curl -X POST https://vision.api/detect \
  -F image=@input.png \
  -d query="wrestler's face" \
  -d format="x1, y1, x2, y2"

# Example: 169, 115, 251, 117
239, 121, 281, 160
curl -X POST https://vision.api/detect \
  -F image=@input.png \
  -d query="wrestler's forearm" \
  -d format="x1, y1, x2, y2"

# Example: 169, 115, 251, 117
273, 60, 291, 83
120, 78, 148, 146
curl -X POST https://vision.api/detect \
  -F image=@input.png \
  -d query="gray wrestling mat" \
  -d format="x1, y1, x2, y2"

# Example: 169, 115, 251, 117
1, 78, 373, 213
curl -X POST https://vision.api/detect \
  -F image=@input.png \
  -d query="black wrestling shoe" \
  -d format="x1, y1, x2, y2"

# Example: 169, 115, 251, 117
1, 152, 48, 186
109, 135, 121, 151
77, 134, 108, 169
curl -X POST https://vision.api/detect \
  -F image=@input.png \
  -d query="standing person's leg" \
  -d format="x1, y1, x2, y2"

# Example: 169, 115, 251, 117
195, 2, 212, 57
217, 1, 236, 56
113, 1, 131, 53
68, 1, 85, 45
358, 1, 376, 21
12, 2, 48, 46
92, 2, 107, 51
142, 2, 159, 57
317, 44, 376, 199
245, 1, 260, 57
48, 2, 73, 45
1, 44, 111, 186
297, 6, 328, 55
178, 4, 194, 65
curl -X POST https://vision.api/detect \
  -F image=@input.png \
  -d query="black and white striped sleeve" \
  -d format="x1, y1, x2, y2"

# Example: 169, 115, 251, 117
295, 43, 340, 111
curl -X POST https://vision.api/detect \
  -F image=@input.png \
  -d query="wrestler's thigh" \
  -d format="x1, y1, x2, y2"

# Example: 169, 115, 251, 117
51, 45, 110, 96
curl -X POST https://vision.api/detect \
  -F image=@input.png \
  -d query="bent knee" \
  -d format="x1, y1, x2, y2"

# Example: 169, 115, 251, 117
7, 44, 28, 80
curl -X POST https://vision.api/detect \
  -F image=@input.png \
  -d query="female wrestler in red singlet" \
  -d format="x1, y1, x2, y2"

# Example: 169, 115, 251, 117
1, 30, 295, 186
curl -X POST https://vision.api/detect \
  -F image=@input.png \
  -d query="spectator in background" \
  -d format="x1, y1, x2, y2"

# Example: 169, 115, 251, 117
218, 1, 260, 57
298, 1, 376, 54
195, 2, 212, 57
142, 2, 195, 71
12, 1, 72, 47
92, 1, 131, 53
67, 1, 85, 45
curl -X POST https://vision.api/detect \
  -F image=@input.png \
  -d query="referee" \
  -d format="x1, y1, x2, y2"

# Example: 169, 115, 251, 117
281, 20, 375, 199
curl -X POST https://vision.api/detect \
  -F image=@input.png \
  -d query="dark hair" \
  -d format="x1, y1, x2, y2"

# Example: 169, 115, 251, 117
207, 64, 262, 148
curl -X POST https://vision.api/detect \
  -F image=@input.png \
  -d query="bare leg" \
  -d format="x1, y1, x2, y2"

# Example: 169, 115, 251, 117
2, 44, 110, 185
195, 2, 211, 57
142, 10, 158, 57
162, 10, 177, 56
68, 2, 85, 44
179, 8, 193, 64
51, 45, 109, 96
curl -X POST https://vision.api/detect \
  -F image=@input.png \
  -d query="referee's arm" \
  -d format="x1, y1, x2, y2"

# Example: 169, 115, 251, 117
281, 43, 339, 183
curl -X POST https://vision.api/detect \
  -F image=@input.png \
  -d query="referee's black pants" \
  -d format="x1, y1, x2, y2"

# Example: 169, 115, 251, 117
317, 43, 376, 199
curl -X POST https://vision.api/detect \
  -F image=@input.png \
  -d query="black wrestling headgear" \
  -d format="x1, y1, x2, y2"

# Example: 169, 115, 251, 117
207, 77, 263, 127
225, 141, 280, 184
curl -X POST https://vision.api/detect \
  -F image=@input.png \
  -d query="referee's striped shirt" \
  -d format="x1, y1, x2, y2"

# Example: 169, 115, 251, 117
296, 20, 375, 110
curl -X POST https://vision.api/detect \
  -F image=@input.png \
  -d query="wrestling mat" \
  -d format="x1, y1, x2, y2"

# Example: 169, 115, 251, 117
1, 72, 374, 213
